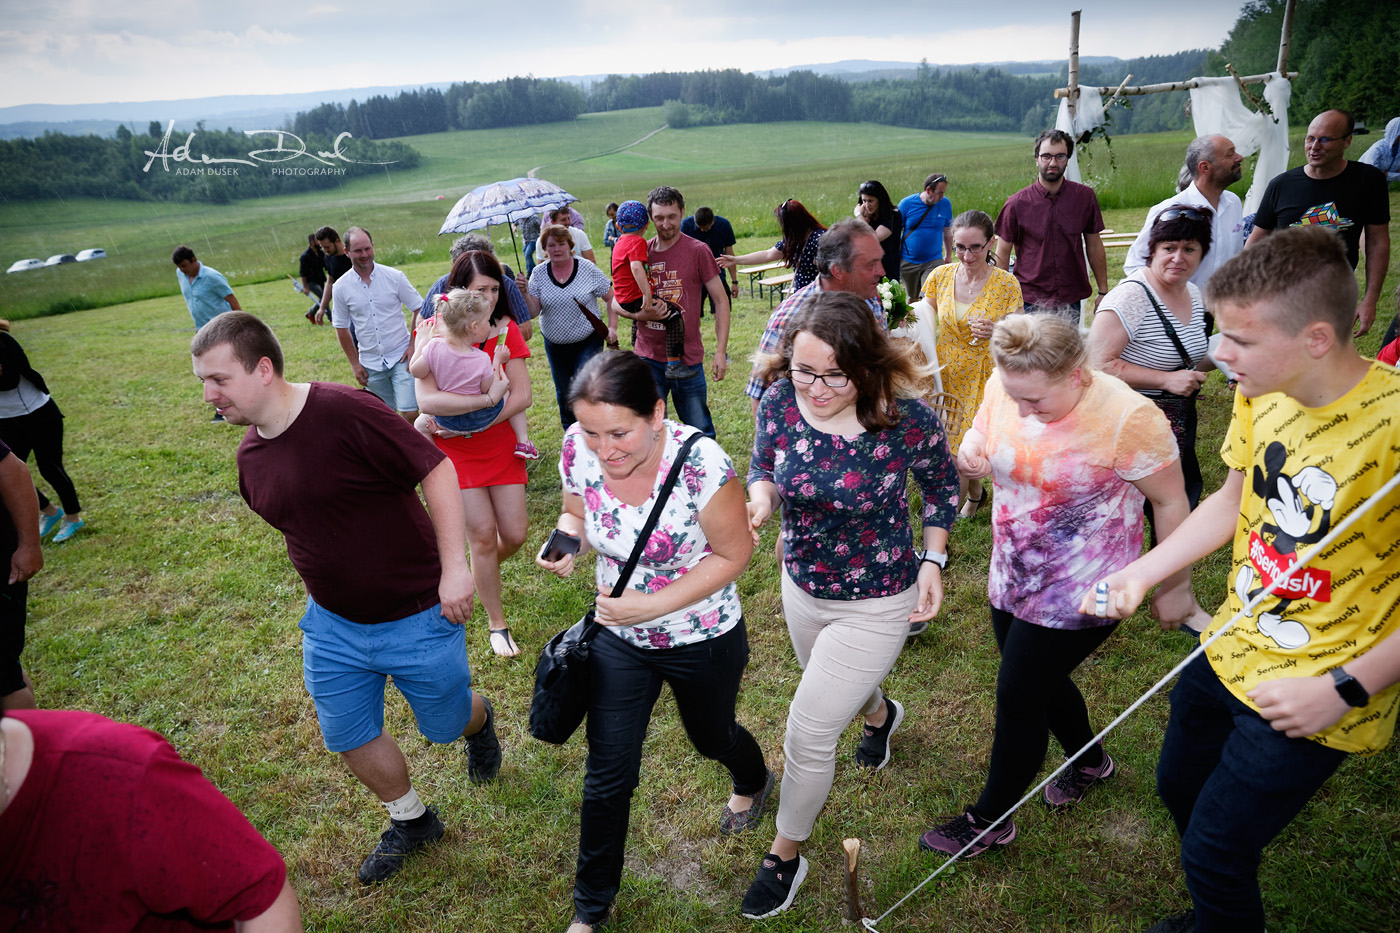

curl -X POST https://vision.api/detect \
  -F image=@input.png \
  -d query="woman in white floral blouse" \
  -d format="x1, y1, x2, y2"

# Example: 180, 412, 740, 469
537, 351, 774, 933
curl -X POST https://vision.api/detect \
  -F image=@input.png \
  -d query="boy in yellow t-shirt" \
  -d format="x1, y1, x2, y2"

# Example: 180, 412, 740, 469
1087, 227, 1400, 933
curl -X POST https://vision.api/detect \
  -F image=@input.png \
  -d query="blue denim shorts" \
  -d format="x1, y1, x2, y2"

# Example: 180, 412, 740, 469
365, 359, 418, 413
299, 597, 473, 752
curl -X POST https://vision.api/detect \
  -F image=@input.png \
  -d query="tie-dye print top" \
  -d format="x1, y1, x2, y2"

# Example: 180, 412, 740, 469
973, 370, 1178, 629
748, 379, 960, 600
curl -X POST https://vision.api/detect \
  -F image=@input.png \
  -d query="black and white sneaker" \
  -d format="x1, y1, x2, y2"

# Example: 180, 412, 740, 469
740, 852, 809, 920
465, 697, 502, 784
855, 696, 904, 770
357, 807, 445, 884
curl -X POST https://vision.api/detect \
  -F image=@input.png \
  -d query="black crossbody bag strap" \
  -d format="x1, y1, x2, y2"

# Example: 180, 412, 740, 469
1130, 279, 1194, 369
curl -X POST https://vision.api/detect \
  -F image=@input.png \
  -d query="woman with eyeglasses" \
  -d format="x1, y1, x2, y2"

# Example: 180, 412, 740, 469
740, 291, 958, 920
853, 180, 903, 281
719, 198, 827, 291
921, 210, 1022, 518
1088, 206, 1215, 606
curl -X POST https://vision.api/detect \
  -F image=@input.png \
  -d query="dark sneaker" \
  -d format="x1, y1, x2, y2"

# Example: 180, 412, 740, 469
1143, 909, 1197, 932
740, 852, 809, 920
1044, 747, 1116, 809
908, 620, 929, 636
357, 807, 445, 884
465, 698, 502, 784
720, 768, 777, 836
918, 809, 1017, 858
855, 697, 904, 770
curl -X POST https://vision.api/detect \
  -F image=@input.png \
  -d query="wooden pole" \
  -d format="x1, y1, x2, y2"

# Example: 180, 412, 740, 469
842, 838, 863, 925
1277, 0, 1297, 74
1054, 72, 1297, 99
1067, 10, 1081, 127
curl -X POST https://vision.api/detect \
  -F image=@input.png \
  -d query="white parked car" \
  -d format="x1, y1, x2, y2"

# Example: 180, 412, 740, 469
6, 259, 45, 274
44, 254, 77, 266
75, 248, 107, 261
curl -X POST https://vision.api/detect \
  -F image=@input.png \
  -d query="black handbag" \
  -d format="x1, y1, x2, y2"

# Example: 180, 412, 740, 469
528, 433, 702, 744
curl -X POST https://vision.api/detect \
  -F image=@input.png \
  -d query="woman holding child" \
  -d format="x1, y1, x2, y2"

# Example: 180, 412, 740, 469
414, 250, 533, 658
917, 315, 1193, 858
537, 351, 772, 933
741, 291, 959, 919
526, 225, 616, 428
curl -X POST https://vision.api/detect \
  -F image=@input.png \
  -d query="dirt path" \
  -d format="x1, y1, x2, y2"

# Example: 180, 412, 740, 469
527, 122, 669, 178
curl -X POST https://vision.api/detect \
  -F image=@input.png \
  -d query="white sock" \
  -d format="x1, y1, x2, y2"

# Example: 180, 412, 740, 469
384, 787, 426, 822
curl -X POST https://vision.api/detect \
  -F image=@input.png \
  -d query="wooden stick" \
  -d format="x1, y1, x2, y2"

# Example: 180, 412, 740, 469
1226, 63, 1265, 111
1054, 72, 1297, 98
842, 838, 863, 925
1106, 73, 1133, 107
1066, 10, 1081, 126
1277, 0, 1297, 75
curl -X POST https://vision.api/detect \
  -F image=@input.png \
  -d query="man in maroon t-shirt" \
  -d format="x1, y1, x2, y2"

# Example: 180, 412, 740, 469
613, 185, 731, 438
994, 129, 1109, 326
191, 311, 502, 886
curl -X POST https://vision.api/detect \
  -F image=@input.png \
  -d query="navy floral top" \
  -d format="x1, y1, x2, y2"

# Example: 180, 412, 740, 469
748, 379, 959, 599
775, 228, 825, 291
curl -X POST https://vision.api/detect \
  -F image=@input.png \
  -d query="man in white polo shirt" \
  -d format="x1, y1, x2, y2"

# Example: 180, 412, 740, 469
332, 226, 424, 422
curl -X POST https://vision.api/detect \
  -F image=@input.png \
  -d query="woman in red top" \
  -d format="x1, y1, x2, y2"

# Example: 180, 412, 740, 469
415, 251, 534, 657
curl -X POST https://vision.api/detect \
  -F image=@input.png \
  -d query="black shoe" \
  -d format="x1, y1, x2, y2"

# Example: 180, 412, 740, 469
465, 697, 502, 784
211, 412, 226, 423
740, 852, 808, 920
855, 696, 904, 770
357, 807, 445, 884
1143, 910, 1197, 933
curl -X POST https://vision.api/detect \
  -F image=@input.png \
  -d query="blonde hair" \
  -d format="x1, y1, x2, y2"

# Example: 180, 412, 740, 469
991, 314, 1090, 383
433, 288, 491, 339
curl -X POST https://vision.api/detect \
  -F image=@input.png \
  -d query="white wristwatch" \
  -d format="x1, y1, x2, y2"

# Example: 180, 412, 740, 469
918, 549, 948, 569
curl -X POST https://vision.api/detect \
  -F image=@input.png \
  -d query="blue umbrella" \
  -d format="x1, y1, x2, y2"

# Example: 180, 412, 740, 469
439, 176, 578, 269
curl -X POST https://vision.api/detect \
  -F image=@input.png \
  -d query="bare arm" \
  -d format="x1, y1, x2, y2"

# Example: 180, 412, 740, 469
335, 328, 367, 386
581, 248, 596, 264
1355, 223, 1390, 336
995, 239, 1013, 273
0, 453, 41, 584
724, 247, 739, 296
705, 274, 730, 381
235, 878, 302, 933
1084, 233, 1108, 310
420, 457, 473, 624
1084, 468, 1243, 619
537, 493, 591, 577
1250, 625, 1400, 738
942, 226, 954, 264
718, 246, 782, 270
1129, 459, 1198, 627
1088, 310, 1207, 395
594, 479, 754, 626
1245, 224, 1272, 248
224, 293, 242, 312
315, 279, 333, 322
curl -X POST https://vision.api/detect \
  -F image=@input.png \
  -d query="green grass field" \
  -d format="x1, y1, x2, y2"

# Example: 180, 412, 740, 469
7, 113, 1400, 931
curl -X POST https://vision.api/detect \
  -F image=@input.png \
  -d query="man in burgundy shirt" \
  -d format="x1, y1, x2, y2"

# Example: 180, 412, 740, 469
191, 311, 501, 886
995, 129, 1109, 326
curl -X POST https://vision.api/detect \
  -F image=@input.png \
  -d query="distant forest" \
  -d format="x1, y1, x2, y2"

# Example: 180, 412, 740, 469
2, 0, 1393, 203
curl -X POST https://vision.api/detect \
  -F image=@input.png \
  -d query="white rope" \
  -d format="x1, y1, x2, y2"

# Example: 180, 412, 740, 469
863, 468, 1400, 932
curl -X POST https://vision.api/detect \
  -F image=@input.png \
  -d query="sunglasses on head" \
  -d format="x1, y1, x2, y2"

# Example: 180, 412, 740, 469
1158, 208, 1208, 223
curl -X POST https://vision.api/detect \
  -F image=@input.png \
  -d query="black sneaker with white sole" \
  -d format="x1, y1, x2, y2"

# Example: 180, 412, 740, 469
740, 853, 809, 920
855, 696, 904, 770
357, 807, 445, 884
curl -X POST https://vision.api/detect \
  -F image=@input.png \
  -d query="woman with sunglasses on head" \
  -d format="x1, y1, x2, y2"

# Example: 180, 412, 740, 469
921, 210, 1022, 518
854, 180, 903, 281
1088, 206, 1215, 628
719, 199, 827, 292
740, 291, 959, 920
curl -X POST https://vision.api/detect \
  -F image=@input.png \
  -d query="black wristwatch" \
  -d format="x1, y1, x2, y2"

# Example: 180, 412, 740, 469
1329, 667, 1370, 708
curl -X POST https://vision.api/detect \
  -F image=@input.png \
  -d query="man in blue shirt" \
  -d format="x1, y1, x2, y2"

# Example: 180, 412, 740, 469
680, 207, 739, 316
173, 245, 240, 331
897, 174, 953, 296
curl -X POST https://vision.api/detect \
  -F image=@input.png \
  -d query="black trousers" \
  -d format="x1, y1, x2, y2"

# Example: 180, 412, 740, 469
573, 619, 767, 922
973, 608, 1117, 819
0, 399, 80, 515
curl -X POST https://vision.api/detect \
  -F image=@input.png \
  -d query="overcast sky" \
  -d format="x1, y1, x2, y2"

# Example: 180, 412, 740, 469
0, 0, 1249, 108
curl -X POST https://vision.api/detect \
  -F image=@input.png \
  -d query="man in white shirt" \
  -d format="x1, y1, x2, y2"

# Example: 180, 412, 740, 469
331, 226, 424, 422
1124, 135, 1245, 287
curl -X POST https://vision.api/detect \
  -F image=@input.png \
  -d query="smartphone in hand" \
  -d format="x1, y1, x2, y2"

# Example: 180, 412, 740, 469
539, 528, 581, 562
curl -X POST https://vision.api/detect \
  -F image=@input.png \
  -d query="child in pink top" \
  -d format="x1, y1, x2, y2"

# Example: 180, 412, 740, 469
409, 288, 537, 458
611, 199, 690, 378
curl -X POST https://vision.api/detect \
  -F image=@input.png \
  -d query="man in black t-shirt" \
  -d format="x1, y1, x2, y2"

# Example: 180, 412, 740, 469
1247, 108, 1390, 335
681, 207, 739, 316
312, 225, 355, 326
297, 233, 327, 323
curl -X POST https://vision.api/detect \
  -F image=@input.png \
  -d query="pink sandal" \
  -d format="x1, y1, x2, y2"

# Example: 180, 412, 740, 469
514, 441, 540, 460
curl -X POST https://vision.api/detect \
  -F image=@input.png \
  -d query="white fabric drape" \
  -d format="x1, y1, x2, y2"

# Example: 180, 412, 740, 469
1189, 73, 1292, 214
1055, 87, 1105, 184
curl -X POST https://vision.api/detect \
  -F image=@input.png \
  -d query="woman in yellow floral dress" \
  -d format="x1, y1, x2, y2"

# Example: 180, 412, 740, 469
922, 210, 1022, 517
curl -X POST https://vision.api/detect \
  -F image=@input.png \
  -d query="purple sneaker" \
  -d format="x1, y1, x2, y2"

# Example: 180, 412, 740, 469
1044, 747, 1116, 809
918, 809, 1016, 858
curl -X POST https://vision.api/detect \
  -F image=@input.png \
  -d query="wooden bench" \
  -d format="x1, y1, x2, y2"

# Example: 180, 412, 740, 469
758, 271, 795, 308
744, 261, 787, 298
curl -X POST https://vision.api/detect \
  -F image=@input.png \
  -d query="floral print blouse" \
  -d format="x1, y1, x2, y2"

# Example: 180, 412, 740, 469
561, 420, 742, 649
748, 379, 959, 600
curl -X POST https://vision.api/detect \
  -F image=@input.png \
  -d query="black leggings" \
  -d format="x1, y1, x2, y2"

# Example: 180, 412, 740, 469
0, 399, 81, 515
973, 608, 1118, 820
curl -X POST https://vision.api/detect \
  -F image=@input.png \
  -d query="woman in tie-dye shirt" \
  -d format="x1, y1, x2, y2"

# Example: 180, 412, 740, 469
919, 314, 1195, 859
